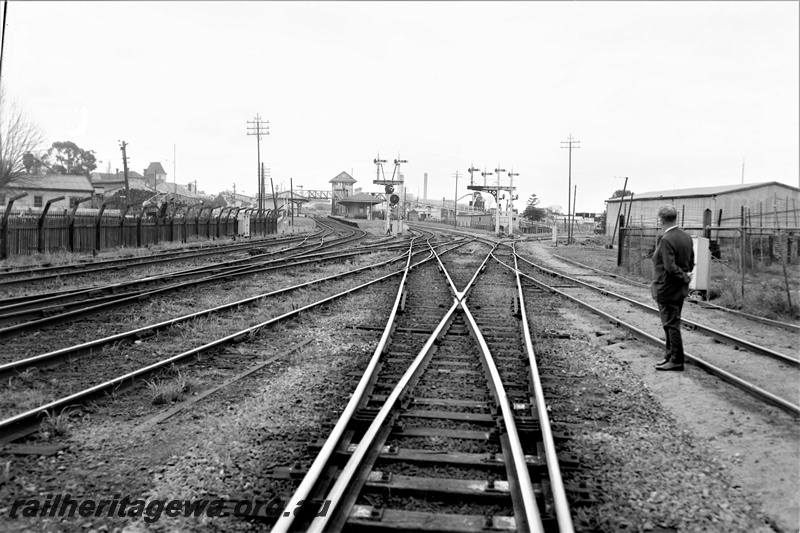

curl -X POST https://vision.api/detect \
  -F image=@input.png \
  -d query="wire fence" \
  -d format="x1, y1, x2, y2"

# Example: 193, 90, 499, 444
618, 225, 800, 281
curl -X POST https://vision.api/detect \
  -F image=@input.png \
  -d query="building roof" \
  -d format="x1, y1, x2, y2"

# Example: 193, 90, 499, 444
90, 172, 119, 182
337, 192, 384, 205
329, 171, 356, 184
155, 182, 200, 198
607, 181, 800, 203
144, 162, 167, 176
5, 174, 95, 193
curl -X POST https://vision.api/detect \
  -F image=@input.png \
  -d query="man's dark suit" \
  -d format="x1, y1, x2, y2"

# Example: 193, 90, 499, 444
652, 226, 695, 364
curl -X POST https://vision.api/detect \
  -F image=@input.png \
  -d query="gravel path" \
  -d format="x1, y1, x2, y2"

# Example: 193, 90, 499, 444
524, 240, 799, 532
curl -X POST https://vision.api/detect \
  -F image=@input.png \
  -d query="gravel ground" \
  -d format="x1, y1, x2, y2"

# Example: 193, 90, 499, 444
523, 240, 799, 532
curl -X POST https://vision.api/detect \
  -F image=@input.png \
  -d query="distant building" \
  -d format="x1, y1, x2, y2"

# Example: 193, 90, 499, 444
605, 181, 800, 234
1, 174, 97, 210
330, 171, 356, 215
335, 192, 383, 219
90, 171, 152, 197
143, 162, 168, 189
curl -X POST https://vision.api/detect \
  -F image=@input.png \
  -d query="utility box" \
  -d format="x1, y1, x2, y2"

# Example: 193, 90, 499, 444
690, 236, 710, 292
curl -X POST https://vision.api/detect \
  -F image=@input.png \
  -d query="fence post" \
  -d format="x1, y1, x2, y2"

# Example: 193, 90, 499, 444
119, 204, 131, 247
68, 197, 93, 252
137, 208, 147, 248
196, 206, 205, 238
1, 193, 28, 260
38, 197, 65, 254
95, 203, 107, 253
616, 227, 626, 266
207, 207, 216, 239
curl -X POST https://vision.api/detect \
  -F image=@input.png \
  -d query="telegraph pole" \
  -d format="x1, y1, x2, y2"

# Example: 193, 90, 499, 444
452, 171, 461, 229
561, 135, 580, 244
247, 114, 269, 210
119, 141, 130, 202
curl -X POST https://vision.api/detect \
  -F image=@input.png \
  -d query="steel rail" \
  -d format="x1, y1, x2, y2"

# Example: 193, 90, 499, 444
694, 300, 800, 334
302, 301, 460, 532
0, 225, 376, 316
446, 243, 544, 531
272, 240, 474, 532
0, 247, 424, 380
0, 246, 395, 340
269, 240, 422, 533
0, 230, 326, 278
0, 241, 432, 321
493, 256, 800, 418
509, 245, 574, 533
0, 226, 333, 287
0, 246, 432, 441
514, 254, 799, 367
459, 302, 544, 532
0, 226, 352, 308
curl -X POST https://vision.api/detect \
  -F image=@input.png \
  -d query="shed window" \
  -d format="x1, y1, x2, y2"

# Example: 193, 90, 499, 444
34, 196, 43, 207
0, 194, 5, 206
69, 197, 79, 208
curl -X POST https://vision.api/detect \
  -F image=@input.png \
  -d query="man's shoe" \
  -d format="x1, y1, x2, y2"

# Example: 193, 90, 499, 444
655, 358, 670, 367
656, 362, 684, 371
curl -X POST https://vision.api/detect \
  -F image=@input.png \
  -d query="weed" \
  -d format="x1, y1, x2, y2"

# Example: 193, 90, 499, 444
40, 407, 74, 440
1, 460, 11, 484
15, 368, 39, 385
145, 370, 200, 405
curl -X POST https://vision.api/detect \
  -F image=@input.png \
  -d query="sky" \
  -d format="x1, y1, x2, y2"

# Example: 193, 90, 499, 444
2, 1, 798, 213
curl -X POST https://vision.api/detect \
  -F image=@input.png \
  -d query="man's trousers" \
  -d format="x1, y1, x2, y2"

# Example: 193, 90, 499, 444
657, 299, 685, 364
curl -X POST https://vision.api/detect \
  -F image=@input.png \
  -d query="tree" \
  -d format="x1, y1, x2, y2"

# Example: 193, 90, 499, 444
105, 188, 154, 210
522, 194, 546, 222
42, 141, 97, 178
0, 89, 45, 189
213, 193, 228, 207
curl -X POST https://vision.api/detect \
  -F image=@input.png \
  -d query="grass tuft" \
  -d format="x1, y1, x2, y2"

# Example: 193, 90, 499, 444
145, 369, 200, 405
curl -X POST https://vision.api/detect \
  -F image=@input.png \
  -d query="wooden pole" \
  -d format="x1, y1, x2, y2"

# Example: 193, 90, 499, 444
774, 202, 794, 314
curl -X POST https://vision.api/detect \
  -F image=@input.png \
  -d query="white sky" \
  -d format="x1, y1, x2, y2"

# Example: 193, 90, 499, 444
2, 1, 798, 213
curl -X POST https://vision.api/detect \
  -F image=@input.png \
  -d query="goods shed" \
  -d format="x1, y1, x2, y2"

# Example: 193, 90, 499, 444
605, 181, 800, 234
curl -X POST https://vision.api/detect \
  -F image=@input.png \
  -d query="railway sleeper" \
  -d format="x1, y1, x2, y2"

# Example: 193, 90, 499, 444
347, 506, 518, 532
361, 472, 515, 501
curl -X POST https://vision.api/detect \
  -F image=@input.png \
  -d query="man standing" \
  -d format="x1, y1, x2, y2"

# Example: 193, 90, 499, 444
652, 204, 695, 371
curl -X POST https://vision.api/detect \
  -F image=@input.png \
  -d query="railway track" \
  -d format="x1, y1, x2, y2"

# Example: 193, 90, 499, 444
0, 224, 329, 286
0, 235, 466, 445
502, 244, 800, 416
0, 218, 400, 340
271, 240, 575, 532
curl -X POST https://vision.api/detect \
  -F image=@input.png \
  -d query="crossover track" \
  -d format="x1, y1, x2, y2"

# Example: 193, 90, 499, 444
272, 240, 574, 532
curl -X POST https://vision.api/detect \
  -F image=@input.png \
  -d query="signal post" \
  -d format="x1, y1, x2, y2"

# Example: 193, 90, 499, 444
467, 167, 517, 236
373, 154, 407, 235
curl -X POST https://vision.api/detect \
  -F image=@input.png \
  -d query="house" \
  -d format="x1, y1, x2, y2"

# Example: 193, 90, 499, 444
456, 212, 493, 228
90, 171, 152, 197
605, 181, 800, 233
143, 162, 168, 189
335, 192, 384, 219
1, 174, 98, 210
264, 190, 310, 216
